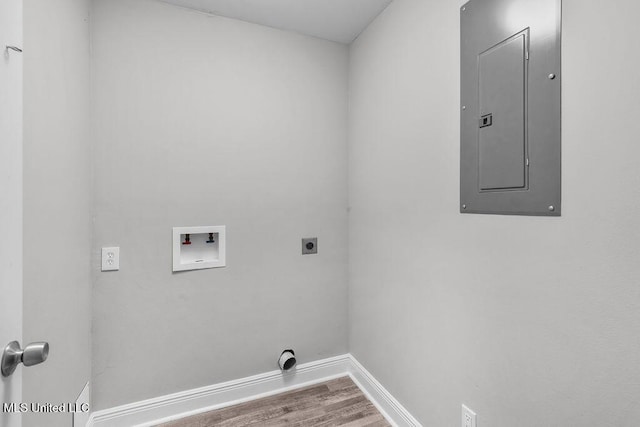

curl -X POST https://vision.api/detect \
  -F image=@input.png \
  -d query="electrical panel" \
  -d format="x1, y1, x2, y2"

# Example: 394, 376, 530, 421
460, 0, 561, 216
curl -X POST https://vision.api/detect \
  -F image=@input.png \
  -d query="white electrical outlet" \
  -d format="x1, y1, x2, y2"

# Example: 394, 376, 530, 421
462, 404, 477, 427
101, 247, 120, 271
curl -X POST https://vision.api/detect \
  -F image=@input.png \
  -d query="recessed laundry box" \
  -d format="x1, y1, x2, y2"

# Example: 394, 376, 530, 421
172, 226, 226, 272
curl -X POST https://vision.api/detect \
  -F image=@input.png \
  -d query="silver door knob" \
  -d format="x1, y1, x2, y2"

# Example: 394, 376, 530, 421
1, 341, 49, 377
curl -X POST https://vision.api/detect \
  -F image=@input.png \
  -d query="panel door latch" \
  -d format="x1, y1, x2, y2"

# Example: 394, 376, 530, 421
479, 113, 493, 128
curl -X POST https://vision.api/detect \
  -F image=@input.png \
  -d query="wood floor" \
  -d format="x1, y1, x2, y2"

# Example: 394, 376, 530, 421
156, 376, 390, 427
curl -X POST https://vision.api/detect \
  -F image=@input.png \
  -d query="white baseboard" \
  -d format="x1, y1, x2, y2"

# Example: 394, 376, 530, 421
74, 382, 91, 427
347, 356, 422, 427
88, 354, 421, 427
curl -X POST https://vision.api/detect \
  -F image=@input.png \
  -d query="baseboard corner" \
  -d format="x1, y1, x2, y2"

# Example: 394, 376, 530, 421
87, 353, 421, 427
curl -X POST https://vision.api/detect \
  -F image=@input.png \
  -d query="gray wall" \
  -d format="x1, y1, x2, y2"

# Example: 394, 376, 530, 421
91, 0, 349, 410
23, 0, 93, 426
348, 0, 640, 426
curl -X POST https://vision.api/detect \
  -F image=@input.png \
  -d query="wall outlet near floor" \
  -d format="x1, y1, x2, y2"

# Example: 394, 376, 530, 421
462, 404, 477, 427
101, 247, 120, 271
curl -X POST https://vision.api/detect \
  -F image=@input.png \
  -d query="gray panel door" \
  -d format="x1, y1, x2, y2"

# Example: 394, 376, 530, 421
478, 31, 527, 191
460, 0, 561, 216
